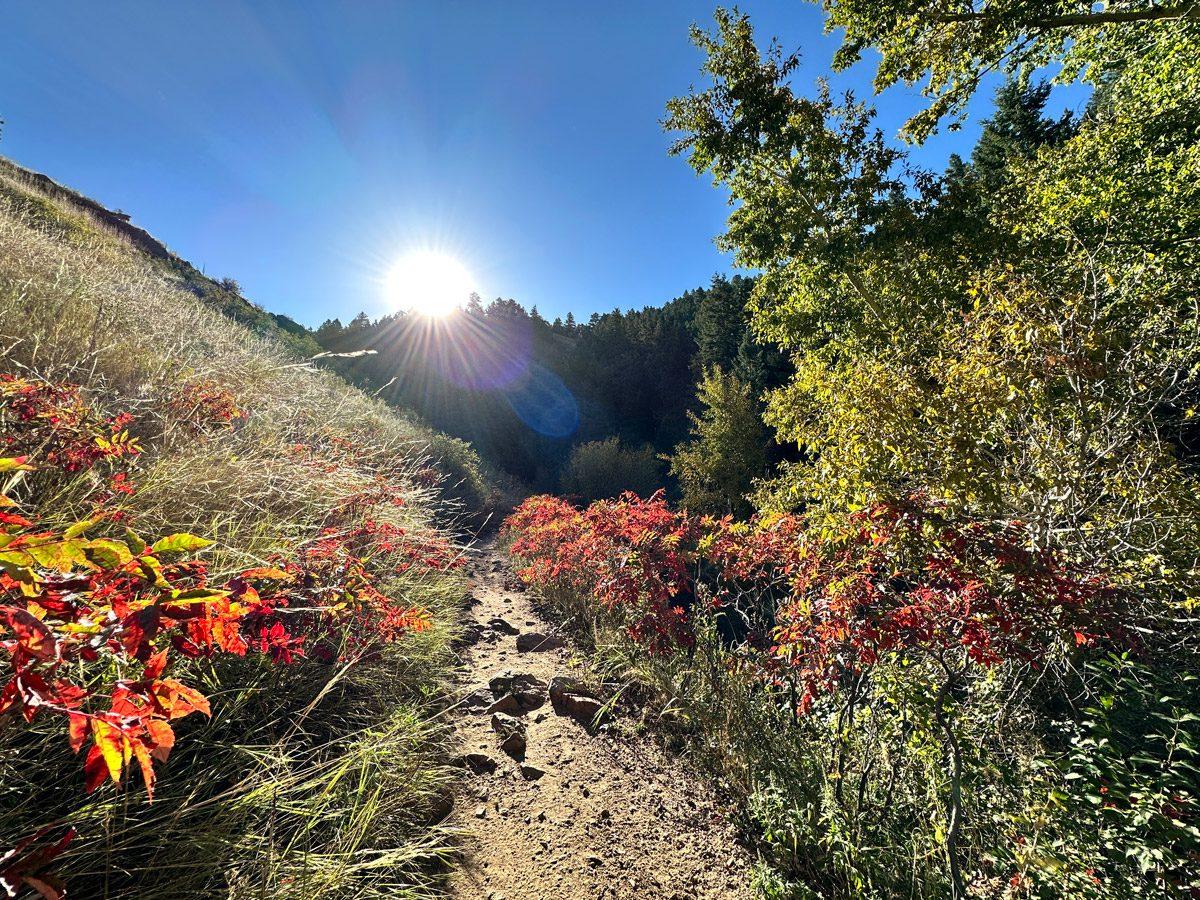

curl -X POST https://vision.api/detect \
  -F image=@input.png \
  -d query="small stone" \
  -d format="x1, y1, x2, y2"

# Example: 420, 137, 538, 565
487, 617, 519, 635
550, 687, 607, 727
461, 686, 495, 710
489, 672, 546, 699
520, 764, 547, 781
548, 675, 595, 701
491, 712, 527, 757
516, 631, 566, 652
474, 805, 487, 818
461, 751, 498, 775
485, 694, 521, 715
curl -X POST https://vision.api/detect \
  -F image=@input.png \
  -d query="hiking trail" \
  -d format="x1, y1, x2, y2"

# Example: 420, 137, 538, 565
446, 540, 753, 900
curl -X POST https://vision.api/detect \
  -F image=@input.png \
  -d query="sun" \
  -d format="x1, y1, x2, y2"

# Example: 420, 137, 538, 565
386, 250, 476, 318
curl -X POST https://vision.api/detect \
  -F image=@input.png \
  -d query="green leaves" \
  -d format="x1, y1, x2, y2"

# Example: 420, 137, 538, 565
150, 533, 214, 555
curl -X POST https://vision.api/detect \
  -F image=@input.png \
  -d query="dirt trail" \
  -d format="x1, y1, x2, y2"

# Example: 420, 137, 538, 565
446, 541, 753, 900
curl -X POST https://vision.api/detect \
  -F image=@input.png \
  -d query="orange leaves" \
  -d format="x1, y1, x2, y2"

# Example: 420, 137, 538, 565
1, 494, 438, 803
505, 492, 1121, 715
69, 665, 212, 800
87, 719, 126, 788
1, 373, 443, 818
149, 678, 210, 720
0, 519, 219, 799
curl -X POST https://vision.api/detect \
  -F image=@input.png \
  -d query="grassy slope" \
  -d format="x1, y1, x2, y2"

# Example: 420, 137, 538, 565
0, 162, 489, 897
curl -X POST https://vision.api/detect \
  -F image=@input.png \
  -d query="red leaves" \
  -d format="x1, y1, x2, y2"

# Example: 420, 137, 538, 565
0, 827, 74, 900
504, 491, 699, 654
0, 518, 221, 800
1, 607, 57, 662
1, 372, 446, 856
505, 492, 1122, 715
0, 374, 140, 475
167, 379, 247, 431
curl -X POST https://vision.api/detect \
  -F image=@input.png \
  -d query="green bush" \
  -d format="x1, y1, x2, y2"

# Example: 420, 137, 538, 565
560, 437, 662, 501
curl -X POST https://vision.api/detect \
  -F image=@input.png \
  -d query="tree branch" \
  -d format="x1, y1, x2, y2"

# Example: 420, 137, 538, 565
933, 2, 1198, 28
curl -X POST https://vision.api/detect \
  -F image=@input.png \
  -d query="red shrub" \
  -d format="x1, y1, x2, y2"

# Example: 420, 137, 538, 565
167, 379, 247, 430
506, 491, 697, 653
505, 493, 1121, 709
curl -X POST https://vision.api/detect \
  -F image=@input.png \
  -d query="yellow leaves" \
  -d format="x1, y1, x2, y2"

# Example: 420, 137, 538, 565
238, 566, 292, 582
82, 538, 133, 569
0, 456, 35, 472
90, 719, 125, 785
93, 430, 140, 456
166, 587, 231, 608
149, 533, 214, 555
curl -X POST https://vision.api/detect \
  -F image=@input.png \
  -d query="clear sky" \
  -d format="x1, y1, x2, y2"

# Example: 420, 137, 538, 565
1, 2, 1086, 327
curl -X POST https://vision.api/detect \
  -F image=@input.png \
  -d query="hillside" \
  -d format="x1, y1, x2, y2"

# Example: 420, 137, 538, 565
0, 159, 495, 897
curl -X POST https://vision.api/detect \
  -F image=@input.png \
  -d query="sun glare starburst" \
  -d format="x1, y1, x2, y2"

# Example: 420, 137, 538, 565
386, 251, 476, 318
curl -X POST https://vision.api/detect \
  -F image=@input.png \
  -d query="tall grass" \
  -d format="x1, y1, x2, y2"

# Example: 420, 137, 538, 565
0, 166, 485, 896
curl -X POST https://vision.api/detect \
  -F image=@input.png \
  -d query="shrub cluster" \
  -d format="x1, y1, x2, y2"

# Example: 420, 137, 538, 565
0, 375, 460, 897
504, 492, 1198, 897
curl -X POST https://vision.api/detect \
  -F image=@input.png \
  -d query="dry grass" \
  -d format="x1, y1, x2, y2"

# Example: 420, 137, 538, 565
0, 167, 487, 897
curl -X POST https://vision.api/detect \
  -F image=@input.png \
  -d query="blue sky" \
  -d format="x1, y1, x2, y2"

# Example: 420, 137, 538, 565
1, 2, 1087, 327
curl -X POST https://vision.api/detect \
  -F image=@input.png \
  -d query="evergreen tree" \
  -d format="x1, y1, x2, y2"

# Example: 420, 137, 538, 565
970, 80, 1074, 187
665, 367, 766, 517
694, 275, 748, 372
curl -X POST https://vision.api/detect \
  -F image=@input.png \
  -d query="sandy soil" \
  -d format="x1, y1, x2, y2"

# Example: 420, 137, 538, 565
445, 542, 754, 900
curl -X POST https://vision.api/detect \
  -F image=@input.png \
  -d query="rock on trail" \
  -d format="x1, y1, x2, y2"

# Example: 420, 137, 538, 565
446, 539, 752, 900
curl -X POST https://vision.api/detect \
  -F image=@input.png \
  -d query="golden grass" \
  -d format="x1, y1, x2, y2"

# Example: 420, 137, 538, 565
0, 166, 484, 897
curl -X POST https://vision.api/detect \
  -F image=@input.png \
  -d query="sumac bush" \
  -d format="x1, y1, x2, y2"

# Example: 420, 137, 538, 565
504, 492, 1198, 897
0, 376, 454, 896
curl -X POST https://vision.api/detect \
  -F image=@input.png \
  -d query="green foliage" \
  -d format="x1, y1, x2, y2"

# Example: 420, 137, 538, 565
663, 5, 1200, 897
666, 367, 766, 517
695, 274, 754, 372
560, 437, 661, 502
815, 0, 1199, 142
